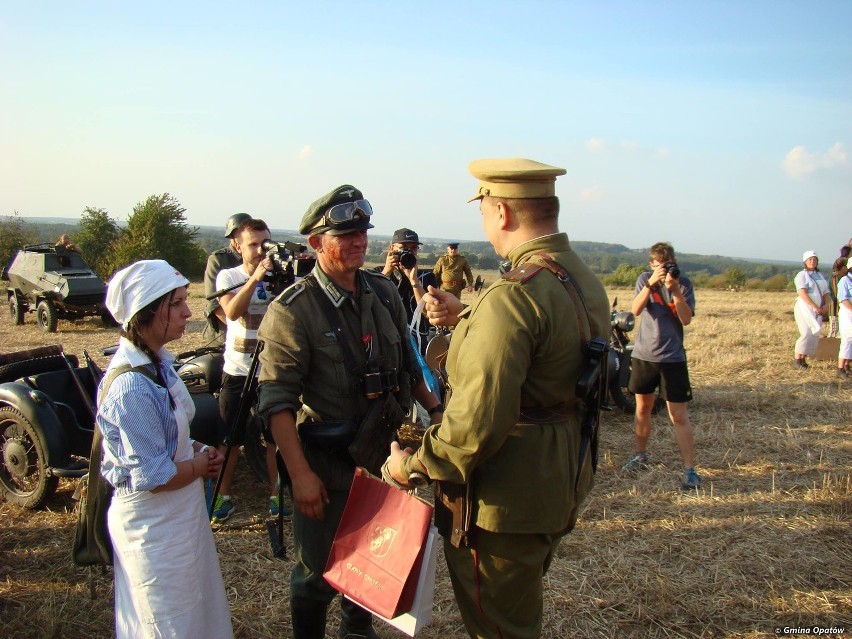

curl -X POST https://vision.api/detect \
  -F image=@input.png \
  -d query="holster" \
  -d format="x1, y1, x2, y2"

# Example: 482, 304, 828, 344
434, 481, 473, 548
348, 393, 405, 475
298, 420, 358, 451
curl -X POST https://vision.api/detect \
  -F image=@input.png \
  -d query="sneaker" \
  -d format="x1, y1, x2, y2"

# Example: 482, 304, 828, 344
622, 452, 649, 471
794, 359, 809, 370
269, 496, 291, 517
211, 496, 236, 523
682, 468, 702, 490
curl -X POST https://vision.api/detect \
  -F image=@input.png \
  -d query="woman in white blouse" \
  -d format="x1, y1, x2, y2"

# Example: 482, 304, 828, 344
793, 250, 830, 370
98, 260, 233, 639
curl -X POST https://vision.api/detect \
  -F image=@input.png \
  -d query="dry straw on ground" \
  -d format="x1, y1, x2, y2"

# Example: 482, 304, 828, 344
1, 284, 850, 638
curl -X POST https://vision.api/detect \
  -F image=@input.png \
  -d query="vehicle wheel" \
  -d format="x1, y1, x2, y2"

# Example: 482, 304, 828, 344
0, 406, 59, 509
8, 294, 24, 326
36, 300, 58, 333
608, 355, 665, 416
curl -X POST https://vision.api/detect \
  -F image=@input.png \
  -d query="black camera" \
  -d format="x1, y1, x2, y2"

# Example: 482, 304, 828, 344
393, 249, 417, 270
261, 239, 317, 295
663, 261, 680, 279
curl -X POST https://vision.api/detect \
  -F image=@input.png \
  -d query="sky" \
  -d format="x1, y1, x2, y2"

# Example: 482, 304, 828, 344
1, 1, 850, 263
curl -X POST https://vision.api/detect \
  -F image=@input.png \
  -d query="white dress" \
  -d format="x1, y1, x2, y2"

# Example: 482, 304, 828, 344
105, 354, 233, 639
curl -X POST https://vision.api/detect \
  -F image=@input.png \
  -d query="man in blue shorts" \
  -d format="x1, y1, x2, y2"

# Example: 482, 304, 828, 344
622, 242, 701, 489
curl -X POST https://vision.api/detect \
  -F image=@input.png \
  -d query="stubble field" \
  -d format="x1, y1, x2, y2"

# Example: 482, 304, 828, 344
1, 281, 850, 638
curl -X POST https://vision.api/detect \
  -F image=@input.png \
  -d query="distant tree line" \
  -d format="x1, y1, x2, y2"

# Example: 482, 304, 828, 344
2, 205, 802, 291
1, 194, 207, 280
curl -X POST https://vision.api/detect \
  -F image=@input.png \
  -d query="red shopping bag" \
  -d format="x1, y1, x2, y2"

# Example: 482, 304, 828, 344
323, 467, 433, 619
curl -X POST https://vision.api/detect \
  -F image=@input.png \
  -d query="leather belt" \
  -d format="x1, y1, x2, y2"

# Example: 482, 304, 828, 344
517, 403, 576, 425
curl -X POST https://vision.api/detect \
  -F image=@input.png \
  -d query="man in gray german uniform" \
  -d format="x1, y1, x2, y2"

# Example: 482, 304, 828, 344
433, 241, 474, 298
256, 185, 443, 639
203, 212, 253, 343
387, 158, 610, 639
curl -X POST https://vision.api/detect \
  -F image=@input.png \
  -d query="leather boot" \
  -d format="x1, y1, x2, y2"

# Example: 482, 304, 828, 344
338, 598, 379, 639
291, 596, 328, 639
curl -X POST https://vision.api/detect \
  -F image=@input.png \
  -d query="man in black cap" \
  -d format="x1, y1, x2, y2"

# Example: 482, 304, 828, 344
433, 241, 474, 298
379, 227, 438, 355
203, 212, 253, 343
255, 186, 443, 639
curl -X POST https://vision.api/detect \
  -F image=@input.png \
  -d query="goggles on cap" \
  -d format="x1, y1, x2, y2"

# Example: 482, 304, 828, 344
324, 199, 373, 228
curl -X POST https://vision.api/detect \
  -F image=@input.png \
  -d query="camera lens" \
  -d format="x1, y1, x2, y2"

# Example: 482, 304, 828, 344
398, 250, 417, 270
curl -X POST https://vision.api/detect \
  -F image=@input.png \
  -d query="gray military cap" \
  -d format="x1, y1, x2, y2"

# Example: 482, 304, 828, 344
299, 185, 375, 236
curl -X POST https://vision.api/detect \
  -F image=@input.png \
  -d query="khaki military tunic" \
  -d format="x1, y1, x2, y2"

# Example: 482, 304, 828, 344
433, 254, 474, 298
417, 233, 610, 534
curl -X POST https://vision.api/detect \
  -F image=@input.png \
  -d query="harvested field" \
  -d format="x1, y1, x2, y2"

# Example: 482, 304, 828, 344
1, 283, 850, 638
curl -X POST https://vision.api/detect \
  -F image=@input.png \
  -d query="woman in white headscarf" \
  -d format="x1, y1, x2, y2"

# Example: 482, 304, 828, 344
793, 250, 830, 370
98, 260, 233, 639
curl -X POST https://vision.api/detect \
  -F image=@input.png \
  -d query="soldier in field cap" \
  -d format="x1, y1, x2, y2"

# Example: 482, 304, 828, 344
255, 185, 443, 639
387, 158, 609, 639
433, 240, 474, 298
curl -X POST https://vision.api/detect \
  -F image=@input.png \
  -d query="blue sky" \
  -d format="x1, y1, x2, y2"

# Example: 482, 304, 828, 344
2, 1, 850, 262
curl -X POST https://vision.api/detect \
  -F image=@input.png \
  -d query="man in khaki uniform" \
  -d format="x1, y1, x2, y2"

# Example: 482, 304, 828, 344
433, 241, 474, 297
387, 158, 610, 639
256, 185, 443, 639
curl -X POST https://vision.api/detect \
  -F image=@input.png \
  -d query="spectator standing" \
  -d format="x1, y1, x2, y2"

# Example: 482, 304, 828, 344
387, 158, 609, 639
433, 242, 474, 298
210, 218, 285, 523
836, 260, 852, 379
622, 243, 701, 490
793, 250, 830, 370
204, 213, 252, 344
256, 185, 442, 639
379, 227, 438, 355
98, 259, 232, 639
828, 257, 848, 338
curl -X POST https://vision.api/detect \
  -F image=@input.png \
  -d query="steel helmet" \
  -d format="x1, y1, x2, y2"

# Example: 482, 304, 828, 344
224, 212, 253, 238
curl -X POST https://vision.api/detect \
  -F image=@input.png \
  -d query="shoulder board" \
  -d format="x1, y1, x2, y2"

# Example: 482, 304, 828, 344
211, 247, 232, 256
501, 263, 546, 284
278, 279, 311, 306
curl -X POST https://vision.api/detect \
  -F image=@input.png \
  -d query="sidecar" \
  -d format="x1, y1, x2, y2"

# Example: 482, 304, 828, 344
0, 345, 223, 510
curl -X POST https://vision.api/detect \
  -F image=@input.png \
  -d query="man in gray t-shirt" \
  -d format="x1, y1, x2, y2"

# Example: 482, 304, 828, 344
622, 242, 701, 490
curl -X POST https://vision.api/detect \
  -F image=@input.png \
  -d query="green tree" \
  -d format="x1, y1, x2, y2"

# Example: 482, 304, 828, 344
604, 263, 646, 286
0, 213, 39, 268
108, 194, 206, 278
75, 207, 122, 280
724, 267, 747, 290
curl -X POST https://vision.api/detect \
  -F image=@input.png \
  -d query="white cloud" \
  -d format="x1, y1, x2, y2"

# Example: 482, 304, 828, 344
578, 186, 604, 203
585, 138, 606, 153
654, 148, 670, 159
784, 142, 848, 178
620, 140, 638, 153
298, 145, 314, 160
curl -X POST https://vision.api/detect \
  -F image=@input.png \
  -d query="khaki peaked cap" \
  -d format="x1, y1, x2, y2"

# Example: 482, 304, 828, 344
467, 158, 566, 202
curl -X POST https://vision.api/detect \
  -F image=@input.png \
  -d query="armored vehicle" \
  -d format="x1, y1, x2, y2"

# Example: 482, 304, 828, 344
2, 243, 114, 332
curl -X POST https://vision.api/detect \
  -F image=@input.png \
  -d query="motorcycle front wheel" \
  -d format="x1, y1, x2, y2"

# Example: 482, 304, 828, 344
608, 352, 665, 416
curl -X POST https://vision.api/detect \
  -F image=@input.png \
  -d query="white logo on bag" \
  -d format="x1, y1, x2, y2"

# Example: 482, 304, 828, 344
369, 526, 396, 558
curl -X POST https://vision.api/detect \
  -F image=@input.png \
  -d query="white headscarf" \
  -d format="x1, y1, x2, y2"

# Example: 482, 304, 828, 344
106, 260, 190, 329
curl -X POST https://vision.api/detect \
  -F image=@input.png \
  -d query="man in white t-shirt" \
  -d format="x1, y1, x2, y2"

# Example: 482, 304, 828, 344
211, 218, 285, 523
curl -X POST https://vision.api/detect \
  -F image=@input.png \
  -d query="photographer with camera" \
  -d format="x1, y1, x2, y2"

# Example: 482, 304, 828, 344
622, 242, 701, 490
204, 213, 252, 344
379, 228, 438, 355
211, 217, 286, 523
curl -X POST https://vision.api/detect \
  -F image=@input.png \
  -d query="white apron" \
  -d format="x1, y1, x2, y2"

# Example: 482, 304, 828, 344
107, 372, 233, 639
